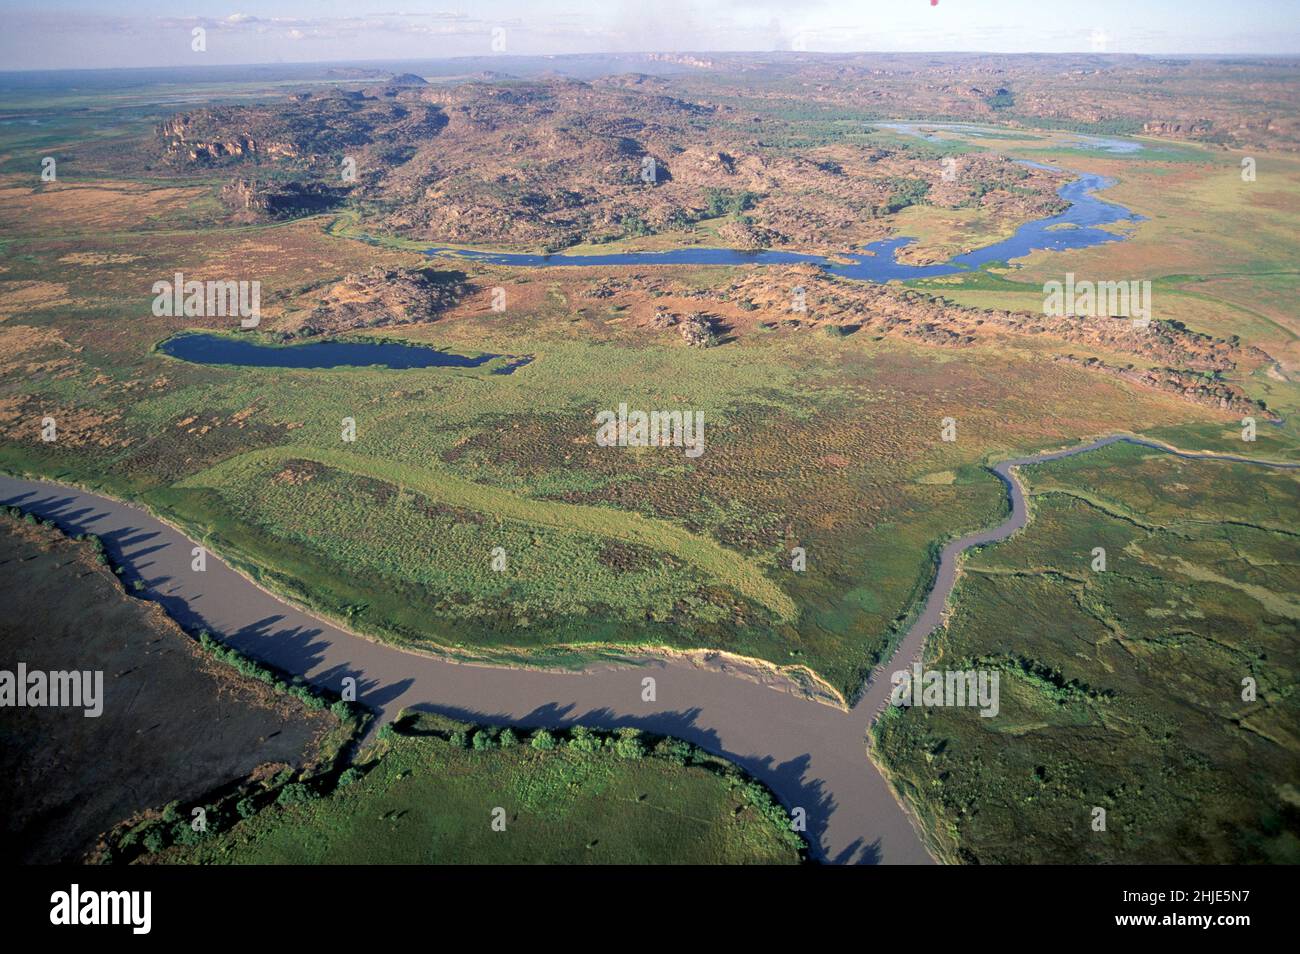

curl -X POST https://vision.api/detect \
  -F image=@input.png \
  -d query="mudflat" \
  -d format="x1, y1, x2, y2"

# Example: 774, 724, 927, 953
0, 513, 333, 863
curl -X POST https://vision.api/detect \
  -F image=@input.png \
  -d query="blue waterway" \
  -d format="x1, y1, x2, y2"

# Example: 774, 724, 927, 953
159, 333, 524, 371
425, 166, 1144, 283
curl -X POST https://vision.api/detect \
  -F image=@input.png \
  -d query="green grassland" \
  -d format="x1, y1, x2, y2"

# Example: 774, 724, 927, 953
154, 713, 804, 865
874, 441, 1299, 863
174, 443, 797, 621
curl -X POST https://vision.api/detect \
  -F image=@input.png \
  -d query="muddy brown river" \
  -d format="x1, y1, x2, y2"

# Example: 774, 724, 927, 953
3, 435, 1292, 864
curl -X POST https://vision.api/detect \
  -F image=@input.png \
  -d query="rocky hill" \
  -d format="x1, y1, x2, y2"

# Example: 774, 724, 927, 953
152, 79, 1068, 253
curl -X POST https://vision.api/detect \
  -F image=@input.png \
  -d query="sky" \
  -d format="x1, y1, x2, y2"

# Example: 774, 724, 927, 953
1, 0, 1297, 71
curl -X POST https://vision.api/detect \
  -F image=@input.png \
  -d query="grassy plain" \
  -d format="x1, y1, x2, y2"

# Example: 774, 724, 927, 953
874, 442, 1300, 863
158, 712, 804, 865
908, 143, 1300, 438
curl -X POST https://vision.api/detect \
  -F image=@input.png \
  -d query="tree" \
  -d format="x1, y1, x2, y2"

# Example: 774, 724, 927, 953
569, 725, 601, 753
337, 767, 363, 787
276, 782, 316, 806
614, 728, 646, 760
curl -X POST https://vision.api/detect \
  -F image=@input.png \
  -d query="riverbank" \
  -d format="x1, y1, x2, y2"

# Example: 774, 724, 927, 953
6, 433, 1293, 863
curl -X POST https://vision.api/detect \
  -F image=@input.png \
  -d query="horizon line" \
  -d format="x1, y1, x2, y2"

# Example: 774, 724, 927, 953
4, 49, 1299, 78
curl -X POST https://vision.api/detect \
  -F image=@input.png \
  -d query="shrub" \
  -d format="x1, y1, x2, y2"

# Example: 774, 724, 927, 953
656, 738, 694, 765
735, 780, 806, 852
665, 208, 694, 230
471, 729, 497, 751
337, 767, 363, 787
704, 188, 758, 217
620, 212, 652, 237
276, 783, 317, 806
235, 797, 257, 819
448, 729, 469, 748
614, 728, 646, 760
141, 830, 165, 854
289, 684, 326, 710
530, 728, 556, 750
330, 700, 355, 721
172, 820, 204, 846
884, 176, 931, 213
498, 727, 518, 748
568, 726, 601, 754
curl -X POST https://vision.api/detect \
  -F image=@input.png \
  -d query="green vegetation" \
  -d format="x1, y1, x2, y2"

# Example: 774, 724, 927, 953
884, 177, 932, 213
986, 89, 1015, 111
174, 443, 797, 621
151, 713, 805, 864
2, 73, 1296, 706
196, 631, 367, 728
875, 442, 1300, 863
619, 212, 653, 237
704, 188, 760, 218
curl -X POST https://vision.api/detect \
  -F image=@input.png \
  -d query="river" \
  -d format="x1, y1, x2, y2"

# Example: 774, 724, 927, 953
3, 436, 1293, 864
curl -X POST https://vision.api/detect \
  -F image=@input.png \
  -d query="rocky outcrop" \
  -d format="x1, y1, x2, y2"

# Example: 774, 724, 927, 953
1141, 119, 1214, 138
279, 267, 470, 338
159, 115, 299, 162
149, 78, 1071, 252
588, 265, 1275, 418
155, 93, 446, 171
1053, 356, 1276, 420
220, 179, 348, 219
679, 313, 721, 347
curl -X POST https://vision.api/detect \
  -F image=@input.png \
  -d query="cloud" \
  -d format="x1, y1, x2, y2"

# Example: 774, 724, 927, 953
2, 1, 1297, 69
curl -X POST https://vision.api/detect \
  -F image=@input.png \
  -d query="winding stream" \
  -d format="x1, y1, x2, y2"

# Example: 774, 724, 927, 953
425, 168, 1142, 283
3, 436, 1293, 864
